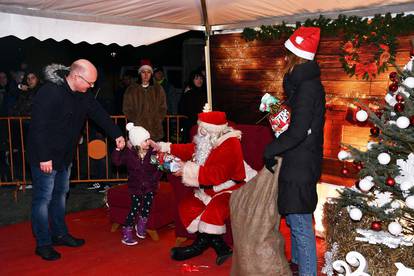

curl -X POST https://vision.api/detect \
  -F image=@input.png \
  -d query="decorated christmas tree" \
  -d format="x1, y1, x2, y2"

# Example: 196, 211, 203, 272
323, 57, 414, 275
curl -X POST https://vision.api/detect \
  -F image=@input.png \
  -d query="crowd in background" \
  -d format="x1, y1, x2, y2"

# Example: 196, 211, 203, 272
0, 61, 208, 188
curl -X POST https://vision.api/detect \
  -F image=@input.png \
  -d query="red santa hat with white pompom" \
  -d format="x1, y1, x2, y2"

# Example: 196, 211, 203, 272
284, 26, 320, 60
197, 103, 228, 133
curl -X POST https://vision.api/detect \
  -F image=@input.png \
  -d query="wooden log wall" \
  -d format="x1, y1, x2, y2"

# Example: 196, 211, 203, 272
210, 33, 413, 182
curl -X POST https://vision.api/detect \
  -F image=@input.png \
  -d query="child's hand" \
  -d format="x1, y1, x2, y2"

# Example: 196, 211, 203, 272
149, 139, 161, 151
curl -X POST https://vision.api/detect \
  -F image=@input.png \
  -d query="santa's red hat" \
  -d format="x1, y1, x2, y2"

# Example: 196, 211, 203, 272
284, 26, 320, 60
197, 104, 228, 133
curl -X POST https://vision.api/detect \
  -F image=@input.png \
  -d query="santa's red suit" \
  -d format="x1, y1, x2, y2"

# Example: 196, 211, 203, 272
161, 111, 256, 235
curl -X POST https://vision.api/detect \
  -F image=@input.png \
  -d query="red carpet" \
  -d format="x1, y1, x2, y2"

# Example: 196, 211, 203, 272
0, 208, 326, 275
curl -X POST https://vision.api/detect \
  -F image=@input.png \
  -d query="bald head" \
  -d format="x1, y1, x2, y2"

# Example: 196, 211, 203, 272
67, 59, 97, 92
71, 59, 97, 78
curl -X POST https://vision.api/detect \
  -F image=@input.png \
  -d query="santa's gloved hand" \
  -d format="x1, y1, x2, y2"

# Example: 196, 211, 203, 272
264, 158, 276, 174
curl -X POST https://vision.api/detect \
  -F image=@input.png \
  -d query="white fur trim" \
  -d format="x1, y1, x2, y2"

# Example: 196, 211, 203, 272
138, 65, 153, 73
285, 39, 315, 60
44, 64, 69, 84
244, 161, 257, 182
199, 221, 226, 235
213, 180, 236, 193
158, 142, 171, 153
212, 161, 257, 193
214, 130, 242, 148
194, 189, 212, 205
198, 121, 228, 134
182, 162, 200, 187
186, 214, 202, 233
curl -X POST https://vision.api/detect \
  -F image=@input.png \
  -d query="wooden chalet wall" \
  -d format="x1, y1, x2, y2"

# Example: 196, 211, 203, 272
210, 33, 412, 180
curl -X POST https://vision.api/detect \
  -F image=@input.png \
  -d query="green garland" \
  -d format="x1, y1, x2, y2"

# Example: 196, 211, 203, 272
242, 13, 414, 79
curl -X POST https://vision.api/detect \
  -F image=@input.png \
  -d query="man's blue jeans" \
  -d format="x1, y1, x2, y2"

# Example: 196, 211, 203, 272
285, 213, 317, 276
31, 165, 71, 247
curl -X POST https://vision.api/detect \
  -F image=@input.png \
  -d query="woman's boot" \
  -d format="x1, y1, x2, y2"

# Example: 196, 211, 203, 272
170, 232, 210, 261
209, 234, 232, 265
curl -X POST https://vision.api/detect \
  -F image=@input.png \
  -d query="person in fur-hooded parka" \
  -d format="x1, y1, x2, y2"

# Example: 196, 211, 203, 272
28, 59, 125, 261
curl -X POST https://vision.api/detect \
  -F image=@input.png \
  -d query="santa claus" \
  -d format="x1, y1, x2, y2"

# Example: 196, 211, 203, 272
154, 105, 256, 265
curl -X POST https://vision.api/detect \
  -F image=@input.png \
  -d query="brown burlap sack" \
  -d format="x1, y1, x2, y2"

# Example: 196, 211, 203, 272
230, 158, 291, 276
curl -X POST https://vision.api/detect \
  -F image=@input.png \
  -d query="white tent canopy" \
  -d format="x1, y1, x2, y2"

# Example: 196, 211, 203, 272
1, 0, 414, 47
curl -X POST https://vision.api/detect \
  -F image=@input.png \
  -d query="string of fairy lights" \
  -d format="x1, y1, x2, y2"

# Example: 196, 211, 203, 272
214, 38, 388, 106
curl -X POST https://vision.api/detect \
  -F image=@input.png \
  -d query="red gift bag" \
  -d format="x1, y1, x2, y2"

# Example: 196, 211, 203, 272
268, 106, 290, 137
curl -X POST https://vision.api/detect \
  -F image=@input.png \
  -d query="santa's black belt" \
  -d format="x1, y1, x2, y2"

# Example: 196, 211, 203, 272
199, 180, 243, 190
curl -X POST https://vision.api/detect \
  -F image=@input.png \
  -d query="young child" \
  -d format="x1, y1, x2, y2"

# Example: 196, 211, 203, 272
111, 123, 162, 246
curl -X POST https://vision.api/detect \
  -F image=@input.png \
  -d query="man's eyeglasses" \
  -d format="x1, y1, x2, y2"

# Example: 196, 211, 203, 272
77, 74, 95, 88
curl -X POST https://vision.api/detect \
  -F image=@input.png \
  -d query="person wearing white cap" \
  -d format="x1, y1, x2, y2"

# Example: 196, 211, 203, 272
123, 60, 167, 141
111, 123, 163, 246
264, 26, 325, 276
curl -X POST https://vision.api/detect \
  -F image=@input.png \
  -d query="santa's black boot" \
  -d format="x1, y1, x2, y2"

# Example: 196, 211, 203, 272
170, 232, 210, 261
209, 234, 232, 265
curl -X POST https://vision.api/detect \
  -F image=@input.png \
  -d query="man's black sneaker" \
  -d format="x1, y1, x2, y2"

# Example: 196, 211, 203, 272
52, 234, 85, 247
35, 245, 61, 261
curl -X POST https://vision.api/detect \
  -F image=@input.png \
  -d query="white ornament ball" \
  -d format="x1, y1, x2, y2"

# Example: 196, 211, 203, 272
367, 142, 377, 150
403, 77, 414, 89
356, 110, 368, 122
396, 116, 410, 129
378, 152, 391, 165
349, 208, 363, 221
359, 178, 374, 192
388, 222, 402, 236
406, 195, 414, 209
400, 181, 414, 191
337, 150, 350, 161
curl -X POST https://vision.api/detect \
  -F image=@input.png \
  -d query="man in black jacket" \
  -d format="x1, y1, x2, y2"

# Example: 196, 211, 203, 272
264, 27, 325, 276
28, 59, 125, 261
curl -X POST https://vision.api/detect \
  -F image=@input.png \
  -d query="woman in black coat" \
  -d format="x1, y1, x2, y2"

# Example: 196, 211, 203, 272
178, 70, 207, 142
264, 26, 325, 276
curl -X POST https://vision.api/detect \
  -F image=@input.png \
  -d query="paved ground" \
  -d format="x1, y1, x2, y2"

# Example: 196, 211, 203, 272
0, 183, 117, 226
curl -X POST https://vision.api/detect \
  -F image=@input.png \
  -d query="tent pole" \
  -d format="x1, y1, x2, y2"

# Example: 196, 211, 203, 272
201, 0, 212, 109
204, 35, 212, 109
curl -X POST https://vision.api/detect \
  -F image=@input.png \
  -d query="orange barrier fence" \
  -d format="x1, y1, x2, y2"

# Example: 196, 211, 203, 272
0, 115, 186, 188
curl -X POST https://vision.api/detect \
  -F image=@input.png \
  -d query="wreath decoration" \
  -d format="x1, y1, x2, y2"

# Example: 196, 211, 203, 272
340, 23, 396, 80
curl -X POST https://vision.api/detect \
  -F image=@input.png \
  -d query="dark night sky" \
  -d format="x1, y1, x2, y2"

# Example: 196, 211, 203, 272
0, 30, 204, 86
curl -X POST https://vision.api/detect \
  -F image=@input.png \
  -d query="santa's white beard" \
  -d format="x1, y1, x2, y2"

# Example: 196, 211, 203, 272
193, 133, 214, 165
